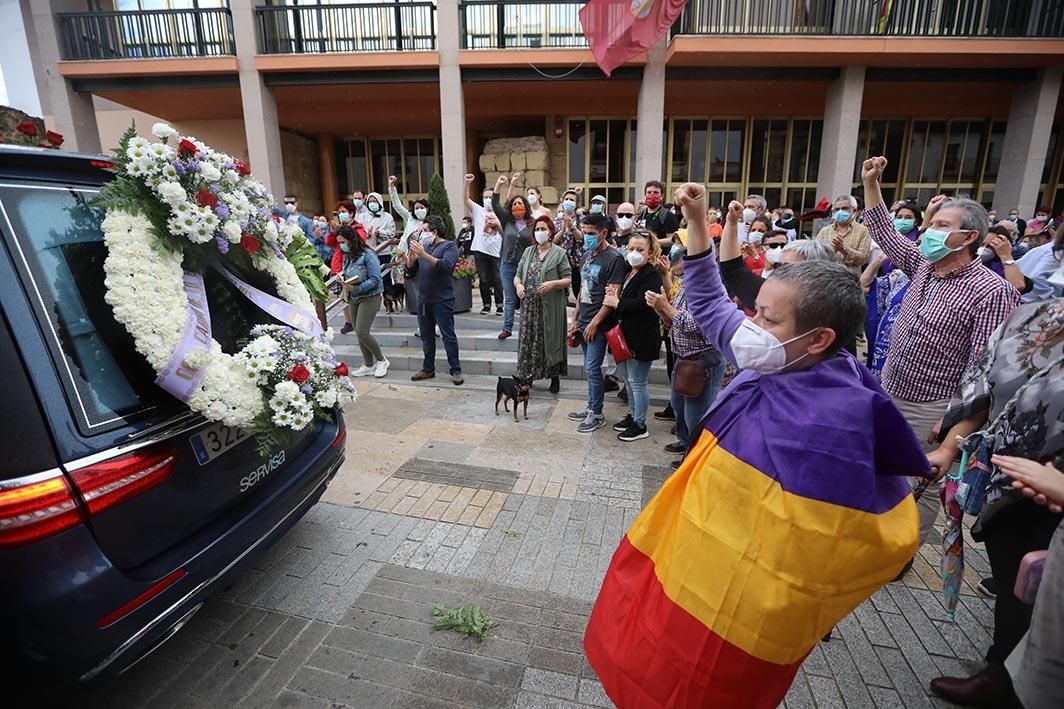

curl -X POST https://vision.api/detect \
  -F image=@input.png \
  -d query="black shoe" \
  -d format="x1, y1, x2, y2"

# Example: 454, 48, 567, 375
664, 441, 686, 454
976, 577, 997, 599
603, 374, 620, 392
618, 422, 649, 442
496, 306, 503, 315
549, 376, 560, 394
653, 405, 676, 421
612, 414, 634, 432
671, 459, 682, 470
617, 387, 628, 402
480, 306, 491, 314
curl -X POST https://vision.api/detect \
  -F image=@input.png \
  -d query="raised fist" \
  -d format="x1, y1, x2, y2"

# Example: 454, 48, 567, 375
861, 156, 887, 183
726, 200, 744, 225
388, 175, 398, 186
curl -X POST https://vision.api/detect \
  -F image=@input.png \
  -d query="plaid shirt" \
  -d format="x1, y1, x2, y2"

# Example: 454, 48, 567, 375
670, 285, 717, 359
865, 202, 1020, 402
555, 214, 585, 268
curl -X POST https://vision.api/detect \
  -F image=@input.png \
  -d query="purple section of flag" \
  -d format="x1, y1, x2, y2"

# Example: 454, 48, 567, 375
155, 271, 211, 402
702, 354, 928, 514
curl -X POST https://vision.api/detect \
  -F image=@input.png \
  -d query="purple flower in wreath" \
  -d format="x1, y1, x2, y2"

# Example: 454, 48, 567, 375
215, 232, 230, 254
173, 160, 186, 176
300, 384, 313, 395
250, 326, 264, 337
214, 202, 229, 219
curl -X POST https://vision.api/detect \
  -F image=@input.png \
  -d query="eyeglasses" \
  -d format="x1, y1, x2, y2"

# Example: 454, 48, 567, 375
616, 213, 634, 218
283, 200, 296, 205
765, 242, 786, 249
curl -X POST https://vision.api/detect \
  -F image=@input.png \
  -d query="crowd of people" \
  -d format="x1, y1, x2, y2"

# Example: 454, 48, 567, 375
277, 157, 1063, 707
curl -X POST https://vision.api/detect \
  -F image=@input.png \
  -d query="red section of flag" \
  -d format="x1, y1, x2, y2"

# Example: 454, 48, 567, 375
584, 535, 805, 708
579, 0, 688, 76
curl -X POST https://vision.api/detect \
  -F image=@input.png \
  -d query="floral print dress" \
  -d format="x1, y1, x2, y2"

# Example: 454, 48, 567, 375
942, 297, 1064, 532
515, 254, 567, 380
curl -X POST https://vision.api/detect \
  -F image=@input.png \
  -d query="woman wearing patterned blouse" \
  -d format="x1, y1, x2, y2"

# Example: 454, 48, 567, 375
926, 289, 1064, 708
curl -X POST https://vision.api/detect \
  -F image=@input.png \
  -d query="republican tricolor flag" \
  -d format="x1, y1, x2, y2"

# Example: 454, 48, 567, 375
579, 0, 689, 76
584, 350, 926, 707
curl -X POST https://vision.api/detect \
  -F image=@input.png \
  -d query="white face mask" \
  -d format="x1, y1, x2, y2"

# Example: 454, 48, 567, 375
1035, 214, 1049, 223
742, 207, 758, 224
626, 251, 647, 268
765, 246, 785, 265
285, 203, 297, 214
483, 197, 493, 209
616, 216, 633, 231
730, 320, 817, 375
527, 193, 539, 205
977, 246, 995, 262
414, 207, 428, 220
534, 229, 550, 244
420, 232, 436, 247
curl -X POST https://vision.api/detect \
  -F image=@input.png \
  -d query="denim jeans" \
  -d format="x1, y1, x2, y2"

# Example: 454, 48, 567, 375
669, 351, 725, 447
417, 299, 461, 376
500, 261, 518, 333
625, 359, 654, 426
580, 331, 609, 415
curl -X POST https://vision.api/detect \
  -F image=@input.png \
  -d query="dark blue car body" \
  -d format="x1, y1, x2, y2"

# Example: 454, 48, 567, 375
0, 146, 343, 690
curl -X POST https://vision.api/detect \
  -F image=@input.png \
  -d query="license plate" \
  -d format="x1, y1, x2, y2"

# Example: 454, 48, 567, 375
190, 422, 249, 466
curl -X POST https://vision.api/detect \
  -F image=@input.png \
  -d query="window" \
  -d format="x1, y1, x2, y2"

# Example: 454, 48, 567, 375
342, 137, 441, 209
568, 118, 641, 204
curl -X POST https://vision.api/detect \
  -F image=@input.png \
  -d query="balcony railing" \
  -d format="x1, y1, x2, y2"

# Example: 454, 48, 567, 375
673, 0, 1064, 38
256, 2, 437, 53
459, 1, 587, 49
57, 8, 235, 60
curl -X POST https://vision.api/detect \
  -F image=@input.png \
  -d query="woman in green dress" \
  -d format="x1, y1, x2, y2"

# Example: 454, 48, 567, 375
514, 215, 572, 393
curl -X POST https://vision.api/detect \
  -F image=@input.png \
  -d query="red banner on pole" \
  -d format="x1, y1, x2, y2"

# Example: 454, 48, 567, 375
579, 0, 689, 77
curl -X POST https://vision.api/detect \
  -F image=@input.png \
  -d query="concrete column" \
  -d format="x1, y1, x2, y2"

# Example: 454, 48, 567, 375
318, 133, 338, 211
436, 0, 467, 232
231, 0, 285, 199
1, 0, 42, 115
993, 67, 1063, 216
634, 35, 667, 197
28, 1, 100, 152
815, 65, 865, 205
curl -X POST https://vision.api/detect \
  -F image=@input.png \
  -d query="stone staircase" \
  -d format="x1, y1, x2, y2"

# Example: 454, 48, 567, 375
330, 307, 672, 385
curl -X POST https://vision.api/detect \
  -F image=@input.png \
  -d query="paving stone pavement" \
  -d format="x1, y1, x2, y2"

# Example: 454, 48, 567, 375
83, 376, 997, 708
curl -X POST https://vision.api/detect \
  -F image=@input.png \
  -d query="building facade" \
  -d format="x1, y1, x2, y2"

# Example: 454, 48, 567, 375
17, 0, 1064, 224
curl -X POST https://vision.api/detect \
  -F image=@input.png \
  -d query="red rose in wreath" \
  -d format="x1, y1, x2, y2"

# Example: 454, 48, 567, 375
233, 158, 251, 176
178, 138, 198, 157
334, 362, 349, 377
195, 189, 218, 209
239, 235, 260, 254
16, 121, 38, 138
46, 130, 64, 147
287, 365, 311, 384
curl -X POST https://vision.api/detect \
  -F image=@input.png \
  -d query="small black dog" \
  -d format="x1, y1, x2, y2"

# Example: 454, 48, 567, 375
495, 376, 531, 422
382, 282, 406, 313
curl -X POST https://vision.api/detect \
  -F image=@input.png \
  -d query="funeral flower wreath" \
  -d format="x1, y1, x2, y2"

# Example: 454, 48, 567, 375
93, 123, 355, 455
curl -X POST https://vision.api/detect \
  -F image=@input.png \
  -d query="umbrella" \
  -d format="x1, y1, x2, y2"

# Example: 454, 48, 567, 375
939, 452, 967, 620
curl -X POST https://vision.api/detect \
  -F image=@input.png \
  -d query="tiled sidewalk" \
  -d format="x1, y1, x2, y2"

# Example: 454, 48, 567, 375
85, 375, 995, 708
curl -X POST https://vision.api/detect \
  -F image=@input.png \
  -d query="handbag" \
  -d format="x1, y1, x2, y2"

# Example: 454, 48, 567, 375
604, 323, 632, 364
672, 356, 708, 398
1014, 550, 1048, 605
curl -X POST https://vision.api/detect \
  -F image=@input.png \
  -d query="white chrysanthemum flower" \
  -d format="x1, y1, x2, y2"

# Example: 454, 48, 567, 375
159, 163, 179, 181
126, 160, 149, 178
200, 163, 222, 183
151, 123, 178, 141
157, 181, 187, 206
149, 143, 173, 161
222, 220, 242, 243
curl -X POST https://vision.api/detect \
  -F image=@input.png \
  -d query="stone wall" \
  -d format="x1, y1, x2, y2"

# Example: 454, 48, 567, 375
280, 129, 323, 215
545, 116, 571, 206
478, 135, 557, 205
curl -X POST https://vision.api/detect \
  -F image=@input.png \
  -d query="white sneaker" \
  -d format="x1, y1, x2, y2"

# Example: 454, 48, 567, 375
351, 364, 374, 377
373, 359, 390, 378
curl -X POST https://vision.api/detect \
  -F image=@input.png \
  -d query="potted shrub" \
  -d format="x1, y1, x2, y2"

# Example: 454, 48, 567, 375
452, 255, 477, 313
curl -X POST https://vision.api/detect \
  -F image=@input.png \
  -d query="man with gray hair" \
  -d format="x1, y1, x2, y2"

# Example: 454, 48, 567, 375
740, 193, 768, 242
861, 156, 1019, 551
717, 221, 855, 349
815, 194, 871, 274
585, 186, 928, 708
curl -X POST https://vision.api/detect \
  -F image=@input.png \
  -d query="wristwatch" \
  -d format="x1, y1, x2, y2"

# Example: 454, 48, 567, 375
1003, 259, 1016, 266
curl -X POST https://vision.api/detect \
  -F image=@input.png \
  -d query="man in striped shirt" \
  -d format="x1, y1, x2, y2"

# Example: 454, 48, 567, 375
862, 156, 1020, 546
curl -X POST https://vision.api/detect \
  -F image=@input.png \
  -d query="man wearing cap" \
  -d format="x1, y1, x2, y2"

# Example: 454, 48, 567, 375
588, 194, 617, 237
